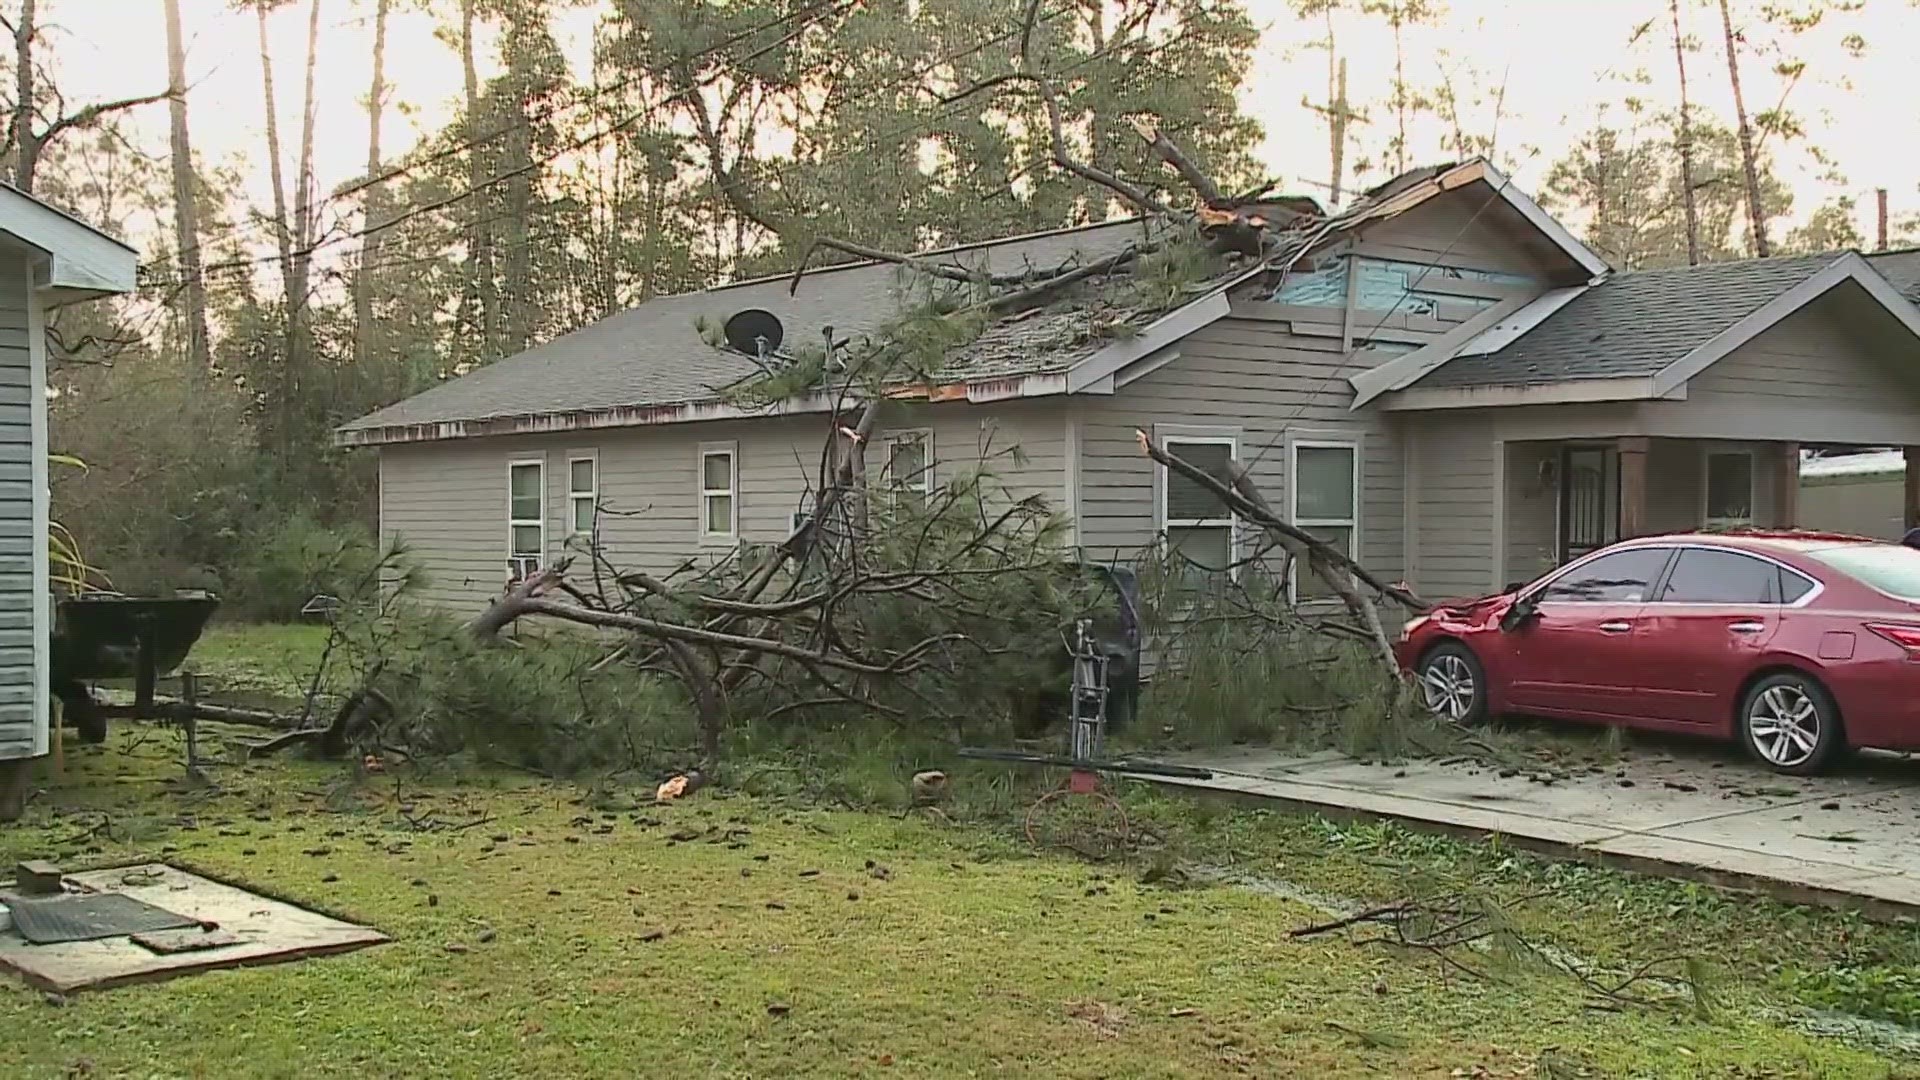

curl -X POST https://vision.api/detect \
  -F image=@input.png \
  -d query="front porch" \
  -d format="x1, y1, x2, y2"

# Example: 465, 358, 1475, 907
1498, 438, 1920, 590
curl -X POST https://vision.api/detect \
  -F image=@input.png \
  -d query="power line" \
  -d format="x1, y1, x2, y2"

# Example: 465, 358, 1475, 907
154, 0, 856, 276
140, 2, 1091, 291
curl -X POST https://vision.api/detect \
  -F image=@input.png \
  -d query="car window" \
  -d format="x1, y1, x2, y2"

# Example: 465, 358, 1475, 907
1540, 548, 1671, 603
1779, 569, 1817, 604
1656, 549, 1781, 604
1807, 544, 1920, 601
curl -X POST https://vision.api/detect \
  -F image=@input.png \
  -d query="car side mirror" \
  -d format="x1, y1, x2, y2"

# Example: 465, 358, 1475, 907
1499, 596, 1540, 632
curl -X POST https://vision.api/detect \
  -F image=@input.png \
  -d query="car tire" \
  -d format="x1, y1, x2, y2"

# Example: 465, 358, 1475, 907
1415, 642, 1488, 726
1739, 672, 1843, 776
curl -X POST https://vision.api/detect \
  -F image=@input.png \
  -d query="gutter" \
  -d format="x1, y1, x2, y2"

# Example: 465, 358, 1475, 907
334, 372, 1074, 447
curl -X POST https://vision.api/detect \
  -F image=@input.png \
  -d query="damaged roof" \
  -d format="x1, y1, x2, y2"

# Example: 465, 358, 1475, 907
338, 219, 1169, 439
1412, 253, 1844, 389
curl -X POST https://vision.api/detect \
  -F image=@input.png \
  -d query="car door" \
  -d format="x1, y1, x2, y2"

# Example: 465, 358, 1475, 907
1631, 546, 1793, 725
1502, 546, 1676, 718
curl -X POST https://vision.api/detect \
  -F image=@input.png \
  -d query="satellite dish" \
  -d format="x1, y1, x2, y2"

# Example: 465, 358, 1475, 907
723, 309, 784, 357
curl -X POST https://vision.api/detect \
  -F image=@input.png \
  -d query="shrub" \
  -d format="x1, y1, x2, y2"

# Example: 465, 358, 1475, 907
226, 513, 379, 622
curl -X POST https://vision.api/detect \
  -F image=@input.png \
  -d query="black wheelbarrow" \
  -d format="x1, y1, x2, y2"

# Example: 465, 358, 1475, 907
49, 593, 220, 743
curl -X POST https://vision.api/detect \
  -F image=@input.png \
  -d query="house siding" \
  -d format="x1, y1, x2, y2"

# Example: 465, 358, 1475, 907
1637, 286, 1920, 446
0, 259, 38, 758
378, 401, 1069, 613
1072, 319, 1407, 584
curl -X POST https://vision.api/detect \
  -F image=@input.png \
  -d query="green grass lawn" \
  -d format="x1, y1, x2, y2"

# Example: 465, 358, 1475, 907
0, 723, 1912, 1079
7, 622, 1908, 1077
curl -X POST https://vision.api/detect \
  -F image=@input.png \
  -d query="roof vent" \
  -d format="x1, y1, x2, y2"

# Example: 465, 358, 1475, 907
723, 309, 784, 358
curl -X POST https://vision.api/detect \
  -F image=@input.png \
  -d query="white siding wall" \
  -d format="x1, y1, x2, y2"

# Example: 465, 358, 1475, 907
379, 400, 1069, 612
0, 258, 38, 758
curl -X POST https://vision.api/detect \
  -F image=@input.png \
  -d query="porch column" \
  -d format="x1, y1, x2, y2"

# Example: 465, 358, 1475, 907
1906, 446, 1919, 532
1617, 437, 1649, 538
1775, 442, 1800, 529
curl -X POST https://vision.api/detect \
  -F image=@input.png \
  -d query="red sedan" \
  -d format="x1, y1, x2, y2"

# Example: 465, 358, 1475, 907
1395, 531, 1920, 775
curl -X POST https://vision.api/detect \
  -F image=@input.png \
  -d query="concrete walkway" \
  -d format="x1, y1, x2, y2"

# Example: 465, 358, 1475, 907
1131, 746, 1920, 916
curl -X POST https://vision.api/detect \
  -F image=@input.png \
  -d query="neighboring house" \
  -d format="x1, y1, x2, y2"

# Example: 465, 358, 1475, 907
0, 186, 138, 811
1799, 449, 1908, 540
341, 158, 1920, 613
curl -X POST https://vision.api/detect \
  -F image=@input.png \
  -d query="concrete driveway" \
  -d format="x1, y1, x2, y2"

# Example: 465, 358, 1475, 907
1139, 741, 1920, 916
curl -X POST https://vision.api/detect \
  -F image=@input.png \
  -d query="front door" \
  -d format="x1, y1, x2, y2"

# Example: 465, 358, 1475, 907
1559, 446, 1620, 564
1502, 545, 1676, 718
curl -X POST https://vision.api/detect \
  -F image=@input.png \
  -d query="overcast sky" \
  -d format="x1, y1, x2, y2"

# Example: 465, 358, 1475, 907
42, 0, 1920, 262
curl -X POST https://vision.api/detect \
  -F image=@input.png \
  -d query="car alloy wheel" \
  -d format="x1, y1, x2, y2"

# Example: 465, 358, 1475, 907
1746, 684, 1823, 769
1419, 652, 1477, 723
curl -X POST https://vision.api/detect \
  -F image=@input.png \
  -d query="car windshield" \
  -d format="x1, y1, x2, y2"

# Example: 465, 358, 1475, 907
1806, 544, 1920, 601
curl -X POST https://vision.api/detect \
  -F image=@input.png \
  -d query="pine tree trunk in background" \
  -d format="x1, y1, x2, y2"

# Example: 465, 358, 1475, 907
1718, 0, 1771, 257
461, 0, 499, 362
353, 0, 392, 369
502, 10, 535, 356
1330, 57, 1348, 208
8, 0, 39, 193
1670, 0, 1702, 267
282, 0, 322, 468
256, 4, 294, 288
163, 0, 210, 370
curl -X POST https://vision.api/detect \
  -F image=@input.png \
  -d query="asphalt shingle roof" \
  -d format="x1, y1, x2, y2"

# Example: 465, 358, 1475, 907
1415, 253, 1843, 389
1867, 248, 1920, 304
340, 220, 1167, 434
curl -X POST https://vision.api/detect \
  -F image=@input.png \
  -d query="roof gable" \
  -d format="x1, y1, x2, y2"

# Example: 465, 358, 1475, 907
0, 184, 137, 300
1368, 252, 1920, 409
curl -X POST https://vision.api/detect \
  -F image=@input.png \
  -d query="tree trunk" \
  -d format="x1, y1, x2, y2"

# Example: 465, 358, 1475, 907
1670, 0, 1702, 267
353, 0, 392, 369
8, 0, 38, 193
1330, 56, 1349, 208
1717, 0, 1771, 257
502, 13, 534, 355
461, 0, 499, 362
278, 0, 322, 468
256, 4, 294, 287
1391, 21, 1408, 174
163, 0, 211, 370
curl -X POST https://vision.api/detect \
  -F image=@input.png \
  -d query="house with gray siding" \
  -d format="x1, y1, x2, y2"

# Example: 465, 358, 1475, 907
341, 159, 1920, 616
0, 186, 137, 813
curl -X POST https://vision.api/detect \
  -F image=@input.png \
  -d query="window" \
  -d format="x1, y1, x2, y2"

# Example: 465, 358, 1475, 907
1159, 436, 1237, 579
1656, 548, 1781, 604
1704, 450, 1755, 528
880, 431, 933, 508
1808, 544, 1920, 601
1779, 571, 1817, 604
567, 455, 597, 536
699, 444, 736, 540
1539, 547, 1671, 603
508, 459, 544, 579
1291, 441, 1358, 601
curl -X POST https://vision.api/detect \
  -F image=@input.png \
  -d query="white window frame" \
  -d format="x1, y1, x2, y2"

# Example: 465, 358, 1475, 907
698, 441, 738, 544
566, 451, 598, 539
878, 428, 935, 506
507, 457, 546, 580
1156, 432, 1240, 581
1287, 437, 1362, 603
1702, 446, 1758, 529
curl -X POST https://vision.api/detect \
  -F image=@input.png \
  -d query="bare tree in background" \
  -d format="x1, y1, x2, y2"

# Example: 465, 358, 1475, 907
1716, 0, 1771, 256
353, 0, 392, 368
1670, 0, 1703, 266
2, 0, 169, 194
163, 0, 211, 369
